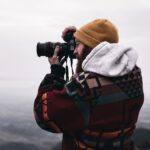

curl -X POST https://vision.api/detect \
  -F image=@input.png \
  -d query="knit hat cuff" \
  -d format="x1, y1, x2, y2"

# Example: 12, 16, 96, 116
74, 30, 99, 48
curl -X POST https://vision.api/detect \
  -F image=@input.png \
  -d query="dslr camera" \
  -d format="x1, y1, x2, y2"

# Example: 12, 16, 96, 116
36, 30, 76, 59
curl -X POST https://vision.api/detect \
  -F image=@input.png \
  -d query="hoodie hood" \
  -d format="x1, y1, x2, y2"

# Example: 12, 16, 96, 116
82, 41, 138, 77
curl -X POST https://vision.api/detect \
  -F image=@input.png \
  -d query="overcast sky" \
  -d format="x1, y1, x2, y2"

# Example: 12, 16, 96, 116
0, 0, 150, 84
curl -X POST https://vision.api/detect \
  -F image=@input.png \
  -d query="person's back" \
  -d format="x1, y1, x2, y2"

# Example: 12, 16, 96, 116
63, 66, 144, 150
62, 40, 144, 149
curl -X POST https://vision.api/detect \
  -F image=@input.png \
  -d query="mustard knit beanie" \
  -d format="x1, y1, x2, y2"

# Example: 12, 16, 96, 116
74, 19, 119, 48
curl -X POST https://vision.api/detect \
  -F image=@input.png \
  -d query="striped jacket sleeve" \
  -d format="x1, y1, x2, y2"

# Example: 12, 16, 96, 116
34, 65, 87, 133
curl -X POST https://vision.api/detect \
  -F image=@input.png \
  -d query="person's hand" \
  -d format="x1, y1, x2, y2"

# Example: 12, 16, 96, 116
61, 26, 77, 40
48, 45, 60, 65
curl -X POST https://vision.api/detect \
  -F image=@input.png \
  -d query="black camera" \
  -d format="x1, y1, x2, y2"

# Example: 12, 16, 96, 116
36, 30, 76, 59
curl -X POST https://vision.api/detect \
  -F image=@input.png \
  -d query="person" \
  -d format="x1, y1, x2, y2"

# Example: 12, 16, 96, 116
34, 19, 144, 150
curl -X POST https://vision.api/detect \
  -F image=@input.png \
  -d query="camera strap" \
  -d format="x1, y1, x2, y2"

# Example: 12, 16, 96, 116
65, 58, 69, 82
70, 58, 74, 75
59, 56, 69, 81
64, 57, 74, 81
61, 57, 74, 81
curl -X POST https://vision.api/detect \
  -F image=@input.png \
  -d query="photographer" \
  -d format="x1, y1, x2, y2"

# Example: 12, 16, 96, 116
34, 19, 144, 150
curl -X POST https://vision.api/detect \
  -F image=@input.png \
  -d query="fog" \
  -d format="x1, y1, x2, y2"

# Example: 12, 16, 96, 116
0, 0, 150, 82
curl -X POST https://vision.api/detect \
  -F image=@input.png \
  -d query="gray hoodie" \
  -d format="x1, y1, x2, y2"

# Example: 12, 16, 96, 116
82, 41, 138, 77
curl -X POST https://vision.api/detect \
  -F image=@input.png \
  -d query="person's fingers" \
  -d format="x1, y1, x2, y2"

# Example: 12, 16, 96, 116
48, 56, 59, 64
48, 44, 62, 65
60, 56, 67, 65
53, 45, 60, 57
62, 28, 69, 37
62, 26, 76, 38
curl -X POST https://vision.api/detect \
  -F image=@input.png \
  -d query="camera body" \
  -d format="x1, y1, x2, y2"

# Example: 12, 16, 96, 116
37, 30, 76, 59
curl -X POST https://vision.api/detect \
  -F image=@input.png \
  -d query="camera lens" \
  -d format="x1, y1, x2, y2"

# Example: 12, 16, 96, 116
37, 42, 54, 57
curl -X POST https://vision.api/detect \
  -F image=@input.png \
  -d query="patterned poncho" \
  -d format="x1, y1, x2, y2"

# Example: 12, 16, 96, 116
34, 65, 144, 150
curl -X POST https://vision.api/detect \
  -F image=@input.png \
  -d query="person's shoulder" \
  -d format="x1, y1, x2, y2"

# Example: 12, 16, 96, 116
75, 71, 104, 80
132, 65, 142, 74
118, 65, 142, 80
74, 71, 105, 89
